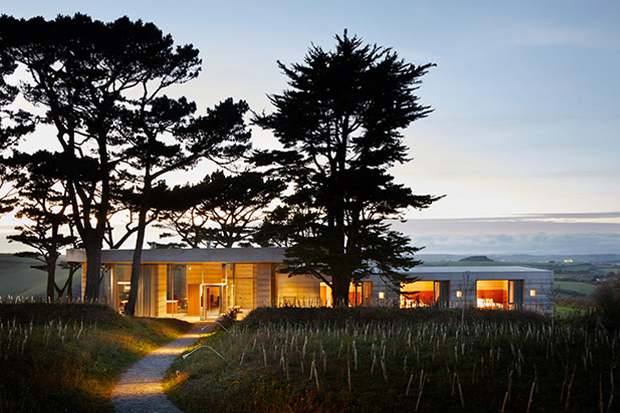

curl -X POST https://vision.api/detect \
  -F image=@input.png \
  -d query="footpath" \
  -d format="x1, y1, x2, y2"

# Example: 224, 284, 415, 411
111, 322, 209, 413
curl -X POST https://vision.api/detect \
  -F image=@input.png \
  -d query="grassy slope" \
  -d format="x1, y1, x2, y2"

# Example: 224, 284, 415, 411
0, 303, 191, 412
555, 280, 596, 295
0, 253, 79, 297
164, 307, 619, 412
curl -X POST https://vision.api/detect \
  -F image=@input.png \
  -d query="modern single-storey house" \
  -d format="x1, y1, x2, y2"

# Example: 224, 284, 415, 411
67, 248, 554, 318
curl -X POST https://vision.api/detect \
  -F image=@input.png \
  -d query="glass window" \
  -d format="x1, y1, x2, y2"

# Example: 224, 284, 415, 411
167, 264, 187, 314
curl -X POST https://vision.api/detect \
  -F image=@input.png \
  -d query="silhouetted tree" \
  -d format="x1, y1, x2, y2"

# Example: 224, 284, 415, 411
121, 97, 251, 316
158, 170, 284, 248
5, 151, 77, 301
254, 31, 443, 305
0, 14, 202, 300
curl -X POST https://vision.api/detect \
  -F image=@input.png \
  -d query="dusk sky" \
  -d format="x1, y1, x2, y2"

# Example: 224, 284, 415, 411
1, 0, 619, 255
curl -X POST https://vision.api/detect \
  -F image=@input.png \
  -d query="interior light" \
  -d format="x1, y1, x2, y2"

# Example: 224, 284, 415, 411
456, 290, 462, 298
378, 292, 385, 299
530, 289, 536, 296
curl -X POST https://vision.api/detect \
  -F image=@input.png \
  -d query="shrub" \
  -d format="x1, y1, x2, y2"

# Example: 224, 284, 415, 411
591, 275, 620, 329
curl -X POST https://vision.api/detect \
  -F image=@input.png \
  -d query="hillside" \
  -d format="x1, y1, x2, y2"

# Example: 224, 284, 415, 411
0, 253, 79, 298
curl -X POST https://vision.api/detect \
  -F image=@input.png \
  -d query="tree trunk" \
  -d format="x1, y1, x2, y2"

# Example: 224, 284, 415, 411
331, 274, 351, 307
46, 257, 56, 302
83, 236, 103, 301
66, 265, 77, 301
124, 176, 152, 317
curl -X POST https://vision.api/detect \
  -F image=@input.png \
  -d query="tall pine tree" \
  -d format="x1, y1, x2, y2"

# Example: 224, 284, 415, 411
255, 31, 443, 305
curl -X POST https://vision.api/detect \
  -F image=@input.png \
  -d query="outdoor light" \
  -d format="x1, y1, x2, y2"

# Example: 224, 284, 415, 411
530, 289, 536, 296
456, 290, 462, 298
378, 291, 385, 299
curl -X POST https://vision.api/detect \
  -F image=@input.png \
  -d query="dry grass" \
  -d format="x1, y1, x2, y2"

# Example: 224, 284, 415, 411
0, 302, 190, 412
166, 307, 618, 412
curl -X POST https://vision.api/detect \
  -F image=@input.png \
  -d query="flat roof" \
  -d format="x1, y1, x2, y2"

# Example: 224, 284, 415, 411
67, 247, 286, 263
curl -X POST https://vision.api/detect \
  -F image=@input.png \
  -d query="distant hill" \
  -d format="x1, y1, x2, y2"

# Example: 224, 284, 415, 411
416, 254, 620, 265
0, 254, 79, 298
460, 255, 493, 262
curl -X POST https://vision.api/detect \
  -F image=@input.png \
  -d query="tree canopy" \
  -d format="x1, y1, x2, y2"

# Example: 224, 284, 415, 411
157, 170, 284, 248
254, 31, 443, 305
0, 14, 203, 300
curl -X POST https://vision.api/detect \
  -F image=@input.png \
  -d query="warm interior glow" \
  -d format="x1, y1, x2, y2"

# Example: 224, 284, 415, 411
476, 280, 509, 309
401, 281, 434, 308
530, 289, 536, 296
320, 282, 373, 307
456, 290, 462, 298
378, 291, 385, 299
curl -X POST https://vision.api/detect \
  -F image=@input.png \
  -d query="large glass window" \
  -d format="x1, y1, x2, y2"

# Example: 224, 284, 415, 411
167, 264, 187, 314
115, 264, 131, 314
401, 281, 434, 307
319, 282, 373, 307
476, 280, 508, 309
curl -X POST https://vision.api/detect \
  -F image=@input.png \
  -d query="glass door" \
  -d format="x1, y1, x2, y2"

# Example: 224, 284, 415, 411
202, 285, 223, 318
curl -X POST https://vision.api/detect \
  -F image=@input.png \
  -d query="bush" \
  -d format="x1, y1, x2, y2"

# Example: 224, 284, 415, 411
591, 275, 620, 329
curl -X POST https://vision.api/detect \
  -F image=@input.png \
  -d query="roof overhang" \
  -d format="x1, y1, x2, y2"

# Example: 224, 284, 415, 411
66, 247, 286, 264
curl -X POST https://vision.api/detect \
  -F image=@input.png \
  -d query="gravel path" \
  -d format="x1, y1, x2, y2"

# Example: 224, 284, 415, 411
111, 322, 209, 413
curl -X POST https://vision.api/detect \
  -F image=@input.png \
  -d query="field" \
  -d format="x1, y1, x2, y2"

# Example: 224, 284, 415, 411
0, 253, 79, 297
165, 307, 619, 412
0, 302, 190, 412
555, 281, 596, 297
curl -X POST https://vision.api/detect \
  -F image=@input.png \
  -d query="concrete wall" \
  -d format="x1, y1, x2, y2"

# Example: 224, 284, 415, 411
276, 273, 321, 307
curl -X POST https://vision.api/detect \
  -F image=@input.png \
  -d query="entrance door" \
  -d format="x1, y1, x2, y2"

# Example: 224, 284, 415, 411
509, 280, 524, 309
434, 281, 450, 307
202, 285, 222, 319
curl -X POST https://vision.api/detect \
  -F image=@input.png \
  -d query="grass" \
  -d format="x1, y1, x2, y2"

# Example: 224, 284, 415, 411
0, 302, 191, 412
165, 306, 618, 412
555, 280, 596, 295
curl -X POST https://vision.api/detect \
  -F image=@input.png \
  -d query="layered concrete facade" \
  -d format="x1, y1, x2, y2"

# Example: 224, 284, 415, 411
67, 248, 554, 317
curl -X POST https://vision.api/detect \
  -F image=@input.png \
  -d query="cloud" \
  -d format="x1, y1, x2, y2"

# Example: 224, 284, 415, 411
393, 212, 620, 255
511, 23, 606, 48
410, 232, 620, 255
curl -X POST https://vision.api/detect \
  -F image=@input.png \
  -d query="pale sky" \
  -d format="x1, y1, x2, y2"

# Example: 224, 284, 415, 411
1, 0, 619, 255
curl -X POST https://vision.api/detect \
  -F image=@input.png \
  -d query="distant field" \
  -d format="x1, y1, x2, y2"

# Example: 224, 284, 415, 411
555, 264, 592, 272
554, 280, 596, 296
0, 254, 79, 298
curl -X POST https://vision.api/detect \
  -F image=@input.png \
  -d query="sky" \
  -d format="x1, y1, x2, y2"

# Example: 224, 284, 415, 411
0, 0, 619, 255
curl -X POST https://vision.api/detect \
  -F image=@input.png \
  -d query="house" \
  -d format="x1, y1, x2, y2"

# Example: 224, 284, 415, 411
66, 248, 554, 318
